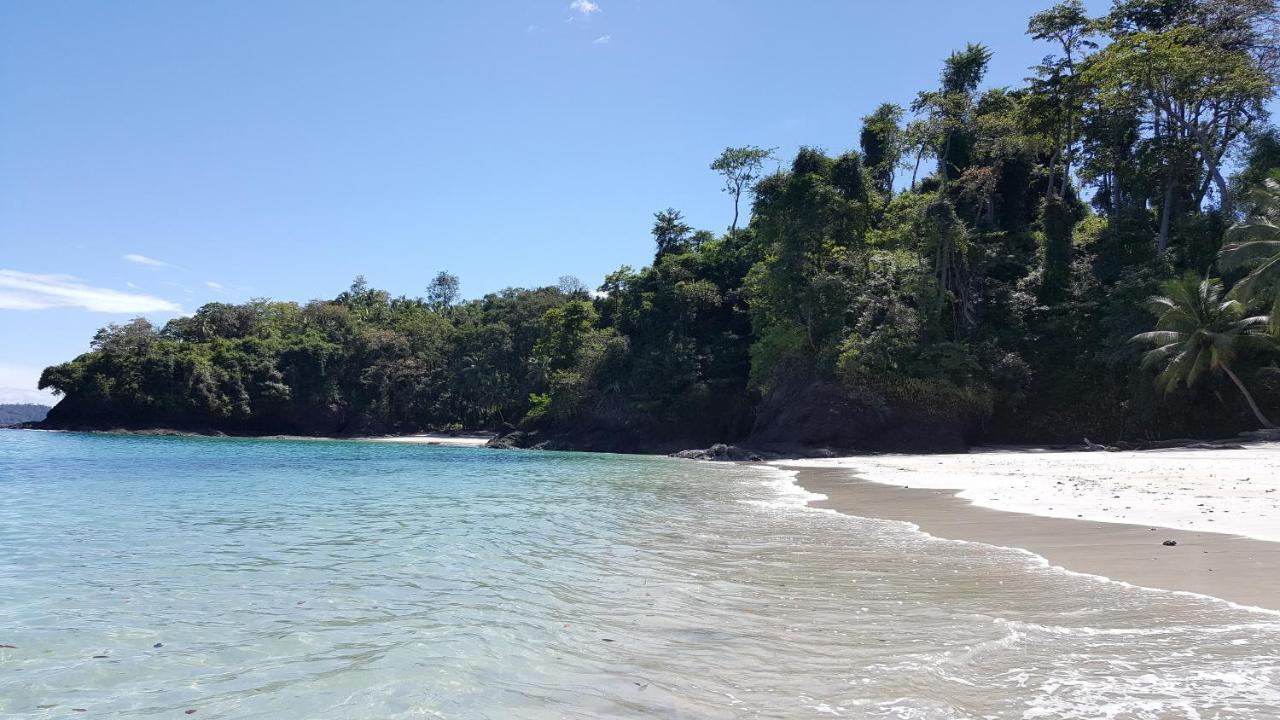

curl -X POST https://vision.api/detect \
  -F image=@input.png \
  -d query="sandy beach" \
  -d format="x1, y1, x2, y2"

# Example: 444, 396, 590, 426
777, 444, 1280, 610
361, 432, 495, 447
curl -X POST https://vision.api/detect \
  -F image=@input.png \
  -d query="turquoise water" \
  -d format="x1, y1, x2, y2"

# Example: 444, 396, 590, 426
1, 431, 1279, 719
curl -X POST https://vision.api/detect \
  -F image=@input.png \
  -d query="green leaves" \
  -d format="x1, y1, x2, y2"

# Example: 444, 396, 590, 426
1131, 274, 1276, 426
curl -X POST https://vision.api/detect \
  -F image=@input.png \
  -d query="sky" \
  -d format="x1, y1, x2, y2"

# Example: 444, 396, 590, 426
0, 0, 1119, 403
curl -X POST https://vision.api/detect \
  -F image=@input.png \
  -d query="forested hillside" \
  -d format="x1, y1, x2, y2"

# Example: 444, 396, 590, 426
0, 404, 49, 425
37, 0, 1280, 452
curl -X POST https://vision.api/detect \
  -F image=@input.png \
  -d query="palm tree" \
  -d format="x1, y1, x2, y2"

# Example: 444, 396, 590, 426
1132, 274, 1275, 429
1219, 172, 1280, 328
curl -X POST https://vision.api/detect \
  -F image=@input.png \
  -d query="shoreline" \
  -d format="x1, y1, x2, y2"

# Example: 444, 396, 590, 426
782, 462, 1280, 611
779, 444, 1280, 542
5, 426, 496, 447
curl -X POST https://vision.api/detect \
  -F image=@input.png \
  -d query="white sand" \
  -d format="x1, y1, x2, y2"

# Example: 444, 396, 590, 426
362, 433, 494, 447
779, 443, 1280, 543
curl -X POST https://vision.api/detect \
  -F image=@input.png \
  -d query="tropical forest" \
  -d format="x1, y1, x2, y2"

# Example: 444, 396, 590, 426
34, 0, 1280, 453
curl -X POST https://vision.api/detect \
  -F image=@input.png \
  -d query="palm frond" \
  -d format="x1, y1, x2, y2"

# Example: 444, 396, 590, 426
1131, 330, 1183, 346
1219, 239, 1280, 271
1229, 254, 1280, 302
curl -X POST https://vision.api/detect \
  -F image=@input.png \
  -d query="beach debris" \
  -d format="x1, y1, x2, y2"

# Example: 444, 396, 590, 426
0, 644, 15, 648
72, 709, 87, 713
92, 655, 108, 659
1162, 540, 1177, 546
185, 710, 198, 715
601, 638, 615, 642
153, 643, 163, 648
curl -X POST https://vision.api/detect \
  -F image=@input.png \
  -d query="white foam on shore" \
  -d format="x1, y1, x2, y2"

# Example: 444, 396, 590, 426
775, 444, 1280, 543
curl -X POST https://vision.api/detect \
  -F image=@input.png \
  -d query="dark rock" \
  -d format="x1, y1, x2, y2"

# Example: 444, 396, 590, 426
1162, 540, 1177, 547
747, 373, 970, 454
671, 444, 781, 462
486, 431, 532, 450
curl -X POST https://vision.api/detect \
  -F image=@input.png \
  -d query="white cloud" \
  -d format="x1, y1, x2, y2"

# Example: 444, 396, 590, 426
570, 0, 599, 15
123, 253, 169, 268
593, 34, 611, 44
0, 270, 182, 314
205, 281, 224, 290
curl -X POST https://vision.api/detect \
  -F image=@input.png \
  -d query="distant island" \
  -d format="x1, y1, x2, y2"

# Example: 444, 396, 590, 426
0, 403, 50, 426
30, 2, 1280, 454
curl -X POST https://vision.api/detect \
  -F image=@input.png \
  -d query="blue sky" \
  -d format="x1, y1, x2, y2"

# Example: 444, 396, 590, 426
0, 0, 1116, 403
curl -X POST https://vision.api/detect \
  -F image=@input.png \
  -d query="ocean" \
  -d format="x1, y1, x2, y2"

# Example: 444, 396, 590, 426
1, 430, 1278, 719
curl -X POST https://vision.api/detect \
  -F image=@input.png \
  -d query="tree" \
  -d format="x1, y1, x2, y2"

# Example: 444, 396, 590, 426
900, 118, 938, 190
558, 275, 588, 297
90, 317, 158, 353
1132, 274, 1275, 428
710, 146, 774, 232
427, 271, 460, 311
1220, 171, 1280, 325
1086, 2, 1278, 251
1027, 0, 1097, 201
860, 103, 905, 195
912, 43, 993, 188
652, 208, 693, 260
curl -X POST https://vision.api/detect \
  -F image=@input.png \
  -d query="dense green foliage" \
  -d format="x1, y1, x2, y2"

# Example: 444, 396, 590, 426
40, 0, 1280, 444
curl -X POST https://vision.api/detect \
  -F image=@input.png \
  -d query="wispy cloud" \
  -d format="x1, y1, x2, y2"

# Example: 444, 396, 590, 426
592, 34, 611, 44
123, 253, 169, 268
569, 0, 599, 15
205, 281, 224, 290
0, 270, 181, 313
0, 363, 56, 404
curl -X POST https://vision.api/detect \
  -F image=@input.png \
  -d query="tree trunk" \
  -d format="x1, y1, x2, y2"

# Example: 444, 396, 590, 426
1209, 165, 1230, 214
1045, 149, 1060, 202
1157, 173, 1176, 254
1111, 167, 1122, 216
1222, 364, 1276, 429
939, 130, 955, 189
1193, 126, 1231, 213
731, 191, 740, 233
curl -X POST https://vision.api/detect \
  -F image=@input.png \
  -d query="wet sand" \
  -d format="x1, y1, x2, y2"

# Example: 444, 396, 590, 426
787, 466, 1280, 611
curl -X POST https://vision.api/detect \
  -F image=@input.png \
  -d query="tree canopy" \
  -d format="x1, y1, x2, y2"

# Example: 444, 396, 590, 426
39, 0, 1280, 447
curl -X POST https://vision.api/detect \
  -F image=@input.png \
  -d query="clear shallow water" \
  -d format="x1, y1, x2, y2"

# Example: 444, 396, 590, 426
1, 431, 1278, 719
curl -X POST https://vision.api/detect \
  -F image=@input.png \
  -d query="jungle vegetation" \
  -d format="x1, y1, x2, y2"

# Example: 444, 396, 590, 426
38, 0, 1280, 445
